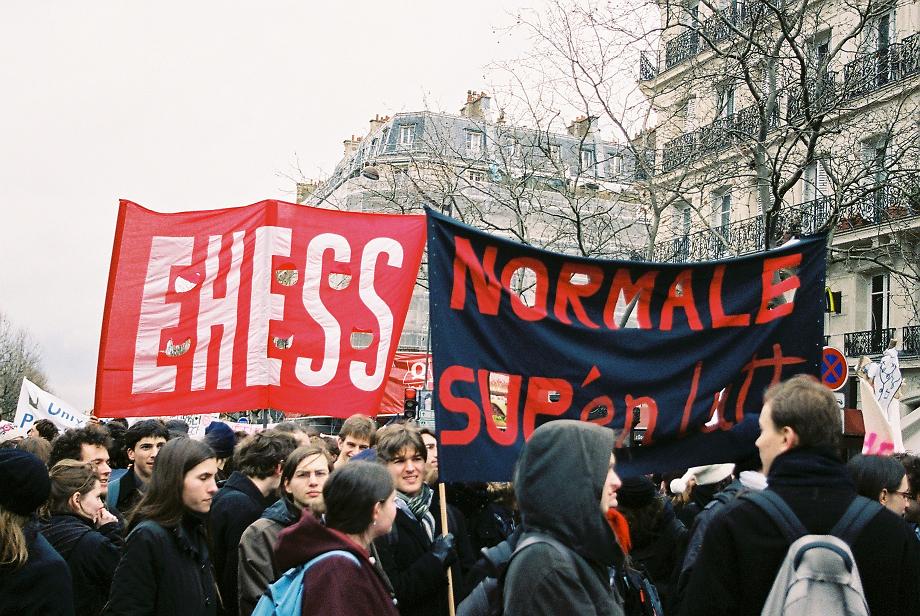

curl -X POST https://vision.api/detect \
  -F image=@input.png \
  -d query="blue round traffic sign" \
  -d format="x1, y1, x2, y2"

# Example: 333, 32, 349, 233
821, 346, 848, 391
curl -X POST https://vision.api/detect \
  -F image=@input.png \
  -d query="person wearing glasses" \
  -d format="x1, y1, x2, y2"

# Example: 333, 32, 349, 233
847, 453, 913, 517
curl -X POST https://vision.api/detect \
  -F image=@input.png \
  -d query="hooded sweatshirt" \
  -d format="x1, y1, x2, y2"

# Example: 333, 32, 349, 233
274, 510, 399, 616
503, 420, 625, 616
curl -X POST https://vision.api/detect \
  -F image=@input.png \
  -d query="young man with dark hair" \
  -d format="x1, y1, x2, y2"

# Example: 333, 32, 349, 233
237, 444, 334, 615
48, 425, 113, 496
680, 375, 920, 616
334, 414, 377, 469
27, 419, 59, 442
106, 419, 170, 516
209, 429, 298, 616
894, 452, 920, 541
419, 428, 439, 486
374, 424, 473, 616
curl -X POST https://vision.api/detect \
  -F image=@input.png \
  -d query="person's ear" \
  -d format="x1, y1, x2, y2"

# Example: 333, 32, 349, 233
69, 491, 82, 512
780, 426, 799, 451
127, 449, 136, 462
372, 500, 383, 524
880, 488, 890, 505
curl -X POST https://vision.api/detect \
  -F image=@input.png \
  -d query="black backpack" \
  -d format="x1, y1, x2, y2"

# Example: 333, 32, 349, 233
458, 532, 663, 616
457, 532, 572, 616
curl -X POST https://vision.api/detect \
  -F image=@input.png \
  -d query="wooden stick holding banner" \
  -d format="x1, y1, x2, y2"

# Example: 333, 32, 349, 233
439, 482, 456, 616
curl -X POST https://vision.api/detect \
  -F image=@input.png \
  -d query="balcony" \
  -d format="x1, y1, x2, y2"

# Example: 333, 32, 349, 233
786, 72, 838, 120
640, 52, 658, 81
664, 2, 764, 70
654, 196, 838, 263
843, 34, 920, 100
835, 187, 920, 232
662, 101, 779, 172
844, 328, 897, 357
904, 326, 920, 357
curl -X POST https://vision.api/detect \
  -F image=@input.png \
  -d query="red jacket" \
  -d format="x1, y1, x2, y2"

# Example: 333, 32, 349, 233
275, 512, 399, 616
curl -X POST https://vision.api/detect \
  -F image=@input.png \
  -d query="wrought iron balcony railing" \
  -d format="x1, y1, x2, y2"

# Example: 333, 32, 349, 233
662, 100, 779, 172
835, 187, 920, 231
843, 34, 920, 100
664, 2, 764, 70
640, 52, 658, 81
903, 326, 920, 357
845, 328, 897, 357
786, 71, 839, 120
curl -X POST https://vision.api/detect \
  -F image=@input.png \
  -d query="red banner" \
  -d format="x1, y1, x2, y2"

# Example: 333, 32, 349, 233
95, 199, 426, 418
379, 352, 433, 414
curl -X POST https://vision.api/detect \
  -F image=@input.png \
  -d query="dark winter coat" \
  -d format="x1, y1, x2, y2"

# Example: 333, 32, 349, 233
39, 513, 124, 616
210, 471, 273, 616
374, 499, 474, 616
103, 514, 218, 616
237, 497, 301, 616
0, 524, 74, 616
503, 420, 625, 616
627, 501, 687, 613
106, 467, 146, 519
275, 509, 399, 616
680, 447, 920, 616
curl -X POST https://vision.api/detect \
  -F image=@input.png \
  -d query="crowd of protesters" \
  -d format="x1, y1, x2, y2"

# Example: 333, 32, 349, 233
2, 375, 920, 615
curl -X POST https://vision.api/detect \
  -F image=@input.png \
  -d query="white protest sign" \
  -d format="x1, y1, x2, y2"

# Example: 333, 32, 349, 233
14, 378, 90, 433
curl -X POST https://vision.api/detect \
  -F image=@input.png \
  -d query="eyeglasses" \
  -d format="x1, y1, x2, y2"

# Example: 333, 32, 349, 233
892, 490, 914, 499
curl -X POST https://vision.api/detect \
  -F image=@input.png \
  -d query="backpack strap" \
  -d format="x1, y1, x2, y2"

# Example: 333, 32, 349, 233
511, 533, 577, 571
828, 496, 883, 546
740, 490, 807, 543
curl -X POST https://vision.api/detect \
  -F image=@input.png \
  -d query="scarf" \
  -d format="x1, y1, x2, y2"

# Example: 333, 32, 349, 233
397, 484, 435, 540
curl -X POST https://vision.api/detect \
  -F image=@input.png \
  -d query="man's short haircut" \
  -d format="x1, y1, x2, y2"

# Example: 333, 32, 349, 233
235, 430, 298, 479
48, 426, 113, 468
31, 419, 59, 442
324, 461, 394, 535
894, 453, 920, 496
847, 454, 906, 499
763, 375, 840, 449
337, 414, 377, 445
376, 424, 426, 463
123, 420, 170, 452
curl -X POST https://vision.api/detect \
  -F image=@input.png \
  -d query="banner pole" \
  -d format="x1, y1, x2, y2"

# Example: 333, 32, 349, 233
439, 482, 456, 616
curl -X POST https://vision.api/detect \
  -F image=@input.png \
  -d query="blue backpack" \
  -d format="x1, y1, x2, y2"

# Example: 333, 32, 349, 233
251, 549, 360, 616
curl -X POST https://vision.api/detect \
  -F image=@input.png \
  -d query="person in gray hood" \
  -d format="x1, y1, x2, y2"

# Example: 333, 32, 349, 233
503, 420, 625, 616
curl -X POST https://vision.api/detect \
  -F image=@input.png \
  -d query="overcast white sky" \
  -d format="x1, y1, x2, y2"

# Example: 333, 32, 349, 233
0, 1, 539, 411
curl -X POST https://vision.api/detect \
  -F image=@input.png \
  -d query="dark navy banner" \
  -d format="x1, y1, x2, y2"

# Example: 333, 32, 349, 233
427, 209, 826, 481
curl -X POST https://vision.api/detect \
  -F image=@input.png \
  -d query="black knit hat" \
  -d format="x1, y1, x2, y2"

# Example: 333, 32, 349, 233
204, 421, 236, 459
0, 449, 51, 516
616, 475, 658, 509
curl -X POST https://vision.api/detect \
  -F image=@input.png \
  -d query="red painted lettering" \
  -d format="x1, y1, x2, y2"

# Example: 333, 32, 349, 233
755, 254, 801, 324
450, 238, 501, 315
437, 365, 481, 446
660, 269, 703, 331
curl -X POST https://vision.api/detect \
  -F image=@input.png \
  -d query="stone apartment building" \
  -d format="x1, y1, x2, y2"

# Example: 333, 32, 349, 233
638, 0, 920, 446
301, 91, 647, 352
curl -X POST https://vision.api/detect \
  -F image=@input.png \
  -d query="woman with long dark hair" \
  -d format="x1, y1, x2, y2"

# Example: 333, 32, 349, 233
39, 460, 124, 616
104, 438, 219, 616
274, 461, 400, 616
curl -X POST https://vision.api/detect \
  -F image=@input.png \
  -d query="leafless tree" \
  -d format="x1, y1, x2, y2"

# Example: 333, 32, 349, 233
0, 311, 49, 422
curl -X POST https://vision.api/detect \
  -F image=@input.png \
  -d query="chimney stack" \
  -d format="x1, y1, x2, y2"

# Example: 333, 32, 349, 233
343, 134, 362, 157
567, 115, 597, 139
460, 90, 494, 122
368, 114, 390, 134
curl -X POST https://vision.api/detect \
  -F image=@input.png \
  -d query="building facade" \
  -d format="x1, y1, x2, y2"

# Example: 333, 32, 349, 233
638, 0, 920, 446
303, 91, 647, 351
